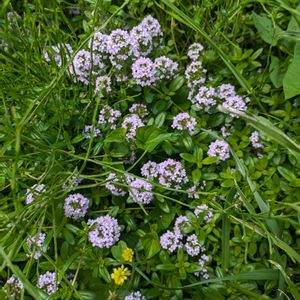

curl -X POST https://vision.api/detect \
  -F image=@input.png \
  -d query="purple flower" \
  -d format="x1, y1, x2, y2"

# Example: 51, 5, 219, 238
157, 159, 188, 189
185, 234, 201, 256
37, 272, 59, 295
132, 57, 157, 87
174, 216, 189, 237
250, 131, 263, 149
171, 112, 197, 135
129, 103, 149, 119
194, 254, 210, 279
187, 185, 200, 199
4, 275, 23, 299
69, 49, 103, 84
26, 233, 46, 260
25, 184, 46, 205
187, 42, 204, 61
220, 126, 231, 138
122, 114, 144, 141
107, 29, 131, 69
160, 230, 180, 253
185, 61, 207, 89
154, 56, 178, 80
222, 95, 248, 114
89, 32, 109, 57
87, 215, 121, 248
207, 140, 230, 161
44, 43, 73, 67
126, 176, 153, 204
105, 173, 126, 196
62, 175, 83, 190
141, 161, 158, 179
84, 125, 101, 139
64, 193, 89, 220
95, 76, 112, 96
189, 86, 216, 111
217, 84, 236, 99
98, 105, 121, 130
124, 291, 146, 300
194, 204, 214, 223
130, 16, 163, 57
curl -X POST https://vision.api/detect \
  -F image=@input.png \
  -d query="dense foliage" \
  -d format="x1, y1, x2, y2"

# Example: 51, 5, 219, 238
1, 0, 300, 299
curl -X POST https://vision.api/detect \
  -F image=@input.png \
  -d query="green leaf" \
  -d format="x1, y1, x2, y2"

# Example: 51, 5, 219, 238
180, 153, 197, 163
156, 264, 177, 271
104, 128, 126, 143
277, 166, 297, 182
111, 241, 127, 262
252, 12, 281, 45
269, 56, 285, 88
283, 43, 300, 99
169, 75, 185, 92
154, 112, 166, 128
141, 232, 161, 259
202, 156, 220, 165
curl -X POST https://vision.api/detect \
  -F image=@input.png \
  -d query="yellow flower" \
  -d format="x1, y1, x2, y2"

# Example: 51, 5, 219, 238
122, 247, 134, 262
111, 265, 131, 286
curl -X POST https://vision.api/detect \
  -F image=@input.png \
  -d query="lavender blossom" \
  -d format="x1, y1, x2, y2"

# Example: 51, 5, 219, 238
95, 76, 112, 96
220, 126, 231, 138
4, 275, 23, 299
84, 125, 101, 139
129, 103, 149, 119
187, 185, 200, 199
174, 216, 189, 237
194, 254, 210, 279
217, 84, 236, 99
105, 173, 126, 196
189, 86, 216, 111
154, 56, 178, 80
122, 114, 144, 141
132, 57, 157, 87
124, 291, 146, 300
98, 105, 121, 129
126, 176, 154, 204
250, 131, 263, 149
157, 159, 188, 189
185, 61, 207, 89
107, 29, 131, 69
25, 184, 46, 205
141, 161, 158, 179
44, 43, 73, 67
69, 49, 103, 84
37, 272, 59, 295
187, 43, 204, 61
87, 215, 121, 248
89, 32, 109, 57
185, 234, 201, 256
171, 113, 196, 135
64, 193, 89, 220
62, 175, 83, 190
160, 230, 180, 253
207, 140, 230, 161
26, 233, 46, 260
221, 95, 248, 115
194, 204, 214, 223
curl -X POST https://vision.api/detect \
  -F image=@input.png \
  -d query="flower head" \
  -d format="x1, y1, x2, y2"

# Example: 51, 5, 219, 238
194, 204, 214, 223
126, 176, 154, 205
132, 57, 157, 87
25, 183, 46, 205
44, 43, 73, 67
4, 275, 23, 299
154, 56, 178, 80
122, 247, 134, 262
98, 105, 121, 129
37, 272, 59, 295
122, 114, 144, 141
250, 131, 263, 149
185, 234, 201, 256
95, 76, 112, 96
171, 113, 197, 135
87, 215, 121, 248
187, 42, 204, 61
105, 173, 126, 196
111, 265, 131, 286
64, 193, 89, 220
207, 140, 230, 161
160, 230, 180, 253
124, 291, 146, 300
141, 161, 158, 179
26, 232, 46, 260
84, 125, 101, 139
129, 103, 149, 119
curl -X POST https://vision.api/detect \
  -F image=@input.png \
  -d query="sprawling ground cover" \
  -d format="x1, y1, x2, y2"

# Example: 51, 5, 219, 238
1, 0, 300, 299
